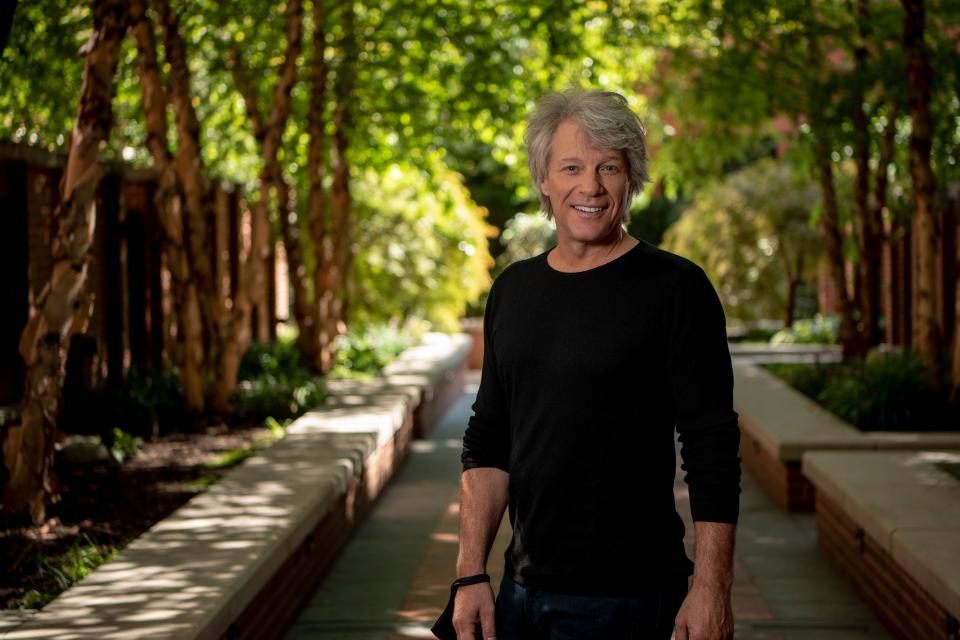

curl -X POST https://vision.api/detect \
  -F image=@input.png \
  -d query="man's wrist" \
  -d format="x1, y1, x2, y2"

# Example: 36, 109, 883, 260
456, 564, 487, 578
690, 570, 734, 593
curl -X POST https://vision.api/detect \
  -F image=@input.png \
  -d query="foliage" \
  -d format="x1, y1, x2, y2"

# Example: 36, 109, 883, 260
8, 534, 117, 610
662, 159, 821, 322
771, 314, 840, 345
764, 361, 835, 402
232, 337, 328, 425
349, 162, 495, 332
203, 445, 256, 470
61, 369, 186, 441
766, 349, 958, 431
495, 211, 556, 274
108, 428, 143, 464
329, 322, 418, 380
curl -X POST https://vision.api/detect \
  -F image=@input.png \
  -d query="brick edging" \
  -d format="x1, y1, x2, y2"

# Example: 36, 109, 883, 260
815, 493, 960, 640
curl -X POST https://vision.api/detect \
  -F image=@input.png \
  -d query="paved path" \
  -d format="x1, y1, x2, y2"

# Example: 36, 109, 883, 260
287, 371, 891, 639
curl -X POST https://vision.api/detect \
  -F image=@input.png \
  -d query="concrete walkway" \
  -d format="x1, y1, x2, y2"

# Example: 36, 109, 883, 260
286, 372, 891, 639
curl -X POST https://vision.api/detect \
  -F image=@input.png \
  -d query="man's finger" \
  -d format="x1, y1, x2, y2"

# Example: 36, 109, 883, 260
672, 620, 687, 640
480, 608, 496, 640
454, 620, 475, 640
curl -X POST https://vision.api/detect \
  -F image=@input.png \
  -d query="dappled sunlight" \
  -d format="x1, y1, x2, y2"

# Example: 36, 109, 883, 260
905, 451, 960, 465
2, 422, 387, 638
392, 623, 436, 638
409, 438, 463, 453
431, 532, 458, 543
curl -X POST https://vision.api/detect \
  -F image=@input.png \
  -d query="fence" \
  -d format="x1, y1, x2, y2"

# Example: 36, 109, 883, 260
0, 141, 288, 406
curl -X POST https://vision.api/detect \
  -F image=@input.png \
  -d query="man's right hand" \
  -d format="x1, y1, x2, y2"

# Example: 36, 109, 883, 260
452, 582, 497, 640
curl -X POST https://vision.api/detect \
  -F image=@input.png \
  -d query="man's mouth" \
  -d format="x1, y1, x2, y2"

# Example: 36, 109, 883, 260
573, 205, 606, 213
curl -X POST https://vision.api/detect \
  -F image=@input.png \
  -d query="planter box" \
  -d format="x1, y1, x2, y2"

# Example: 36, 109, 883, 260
2, 333, 472, 640
803, 451, 960, 640
735, 363, 960, 512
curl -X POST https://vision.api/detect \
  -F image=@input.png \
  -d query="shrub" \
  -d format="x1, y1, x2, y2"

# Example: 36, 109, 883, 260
765, 350, 957, 431
770, 314, 839, 345
819, 350, 940, 430
330, 323, 418, 379
764, 361, 833, 400
61, 369, 185, 441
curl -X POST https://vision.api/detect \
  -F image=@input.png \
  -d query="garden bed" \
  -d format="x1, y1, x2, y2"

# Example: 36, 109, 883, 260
763, 351, 960, 431
1, 421, 274, 611
734, 363, 960, 512
1, 331, 471, 639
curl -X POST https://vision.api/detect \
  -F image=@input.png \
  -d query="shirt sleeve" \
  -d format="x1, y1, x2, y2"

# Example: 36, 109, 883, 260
666, 265, 741, 524
461, 279, 511, 472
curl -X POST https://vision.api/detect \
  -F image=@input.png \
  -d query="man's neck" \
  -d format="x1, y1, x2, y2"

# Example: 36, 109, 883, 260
547, 230, 639, 273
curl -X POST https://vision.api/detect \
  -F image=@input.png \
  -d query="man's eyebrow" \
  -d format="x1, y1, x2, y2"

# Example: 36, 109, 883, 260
556, 156, 622, 163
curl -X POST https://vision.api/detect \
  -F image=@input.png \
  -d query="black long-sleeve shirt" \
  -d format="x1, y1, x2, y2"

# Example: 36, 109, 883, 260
461, 239, 741, 596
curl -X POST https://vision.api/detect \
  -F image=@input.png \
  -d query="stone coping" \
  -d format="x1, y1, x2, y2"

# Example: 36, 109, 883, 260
803, 450, 960, 620
728, 342, 841, 356
734, 363, 960, 461
1, 332, 472, 640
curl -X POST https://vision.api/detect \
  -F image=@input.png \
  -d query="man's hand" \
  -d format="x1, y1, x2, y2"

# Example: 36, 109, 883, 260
452, 582, 496, 640
675, 521, 736, 640
673, 584, 733, 640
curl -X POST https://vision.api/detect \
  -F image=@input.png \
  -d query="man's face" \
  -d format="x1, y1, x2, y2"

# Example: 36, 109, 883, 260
539, 119, 628, 246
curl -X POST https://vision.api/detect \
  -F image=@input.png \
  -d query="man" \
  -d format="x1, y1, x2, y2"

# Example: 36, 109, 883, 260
452, 90, 740, 640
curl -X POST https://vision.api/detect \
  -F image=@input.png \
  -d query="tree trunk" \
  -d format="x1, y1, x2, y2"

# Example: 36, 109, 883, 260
306, 0, 336, 373
852, 0, 883, 350
154, 0, 223, 404
813, 133, 862, 357
902, 0, 942, 372
4, 0, 126, 523
803, 11, 862, 359
782, 245, 804, 329
952, 213, 960, 401
318, 0, 357, 373
275, 168, 316, 367
219, 0, 304, 407
294, 0, 332, 372
129, 0, 205, 412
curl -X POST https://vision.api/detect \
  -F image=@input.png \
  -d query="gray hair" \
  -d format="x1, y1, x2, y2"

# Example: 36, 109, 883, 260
525, 90, 649, 223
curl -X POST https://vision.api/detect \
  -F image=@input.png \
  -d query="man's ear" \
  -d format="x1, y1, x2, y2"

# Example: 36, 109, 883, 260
539, 180, 549, 197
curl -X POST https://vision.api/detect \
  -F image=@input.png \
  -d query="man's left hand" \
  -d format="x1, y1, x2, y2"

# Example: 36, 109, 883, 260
673, 584, 734, 640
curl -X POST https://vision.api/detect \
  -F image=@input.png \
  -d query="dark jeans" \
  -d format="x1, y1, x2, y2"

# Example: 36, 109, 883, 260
494, 573, 688, 640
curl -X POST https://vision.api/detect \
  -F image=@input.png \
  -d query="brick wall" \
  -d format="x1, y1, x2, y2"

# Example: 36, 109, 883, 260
225, 347, 468, 638
816, 493, 960, 640
739, 431, 815, 512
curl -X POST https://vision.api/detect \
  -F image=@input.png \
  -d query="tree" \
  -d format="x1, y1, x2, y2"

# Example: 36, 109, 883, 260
902, 0, 941, 372
223, 0, 304, 402
4, 0, 127, 523
662, 159, 820, 325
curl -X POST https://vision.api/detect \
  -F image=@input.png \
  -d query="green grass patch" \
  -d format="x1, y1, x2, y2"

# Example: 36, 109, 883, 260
204, 445, 256, 470
10, 535, 118, 610
187, 474, 221, 490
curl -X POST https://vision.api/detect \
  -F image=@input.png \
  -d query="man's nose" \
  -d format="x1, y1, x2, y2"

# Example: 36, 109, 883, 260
578, 171, 604, 195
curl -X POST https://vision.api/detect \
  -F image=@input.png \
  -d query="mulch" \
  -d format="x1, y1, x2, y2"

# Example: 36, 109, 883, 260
0, 422, 273, 610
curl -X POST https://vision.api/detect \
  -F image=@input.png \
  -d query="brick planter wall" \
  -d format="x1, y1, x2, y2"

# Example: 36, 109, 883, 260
739, 432, 815, 512
815, 493, 960, 640
226, 410, 415, 639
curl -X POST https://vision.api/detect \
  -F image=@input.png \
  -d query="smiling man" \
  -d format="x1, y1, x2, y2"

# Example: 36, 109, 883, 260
450, 90, 741, 640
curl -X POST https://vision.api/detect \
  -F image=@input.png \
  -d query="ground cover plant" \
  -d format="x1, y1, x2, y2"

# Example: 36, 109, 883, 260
765, 350, 960, 431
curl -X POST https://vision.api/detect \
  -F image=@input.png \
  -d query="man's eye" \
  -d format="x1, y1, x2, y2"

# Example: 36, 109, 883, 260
600, 165, 620, 174
563, 165, 579, 173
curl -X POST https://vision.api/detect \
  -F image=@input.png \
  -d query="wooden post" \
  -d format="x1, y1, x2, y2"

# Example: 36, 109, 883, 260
102, 172, 124, 384
0, 159, 28, 404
